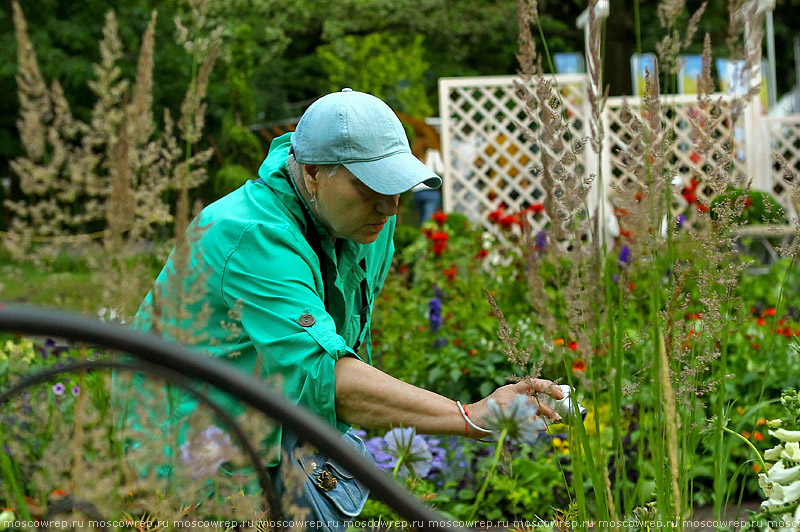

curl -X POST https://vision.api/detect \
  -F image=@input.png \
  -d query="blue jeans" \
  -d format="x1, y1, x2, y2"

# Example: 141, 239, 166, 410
413, 189, 442, 225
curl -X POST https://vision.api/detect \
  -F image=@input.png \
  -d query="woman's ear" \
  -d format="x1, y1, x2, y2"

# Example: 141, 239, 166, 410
302, 164, 320, 195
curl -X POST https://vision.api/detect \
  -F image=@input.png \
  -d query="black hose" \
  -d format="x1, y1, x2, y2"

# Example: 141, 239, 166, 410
0, 305, 467, 532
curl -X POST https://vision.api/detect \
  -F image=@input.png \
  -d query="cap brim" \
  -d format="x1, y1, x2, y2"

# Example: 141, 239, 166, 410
344, 151, 442, 195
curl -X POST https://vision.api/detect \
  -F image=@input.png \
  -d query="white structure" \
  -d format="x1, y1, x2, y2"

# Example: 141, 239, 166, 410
438, 75, 799, 237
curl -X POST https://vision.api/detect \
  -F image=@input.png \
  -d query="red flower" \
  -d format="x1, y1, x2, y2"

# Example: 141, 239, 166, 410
568, 341, 579, 351
488, 205, 506, 223
572, 358, 587, 372
689, 152, 702, 164
620, 228, 633, 240
697, 203, 708, 212
635, 192, 645, 202
757, 317, 766, 326
750, 342, 760, 349
628, 281, 635, 291
499, 215, 517, 229
422, 228, 434, 240
442, 264, 458, 282
682, 191, 697, 204
474, 248, 489, 260
744, 196, 752, 208
433, 242, 447, 257
685, 313, 702, 320
763, 308, 776, 317
614, 208, 630, 217
432, 211, 448, 226
432, 231, 449, 243
528, 203, 544, 215
453, 338, 462, 346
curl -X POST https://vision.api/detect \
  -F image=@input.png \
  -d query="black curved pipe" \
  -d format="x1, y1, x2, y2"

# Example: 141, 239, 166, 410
0, 306, 467, 532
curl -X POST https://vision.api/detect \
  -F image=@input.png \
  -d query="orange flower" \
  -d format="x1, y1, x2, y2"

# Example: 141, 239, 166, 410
742, 430, 752, 439
757, 418, 766, 426
553, 338, 565, 346
754, 431, 764, 441
752, 464, 762, 473
572, 358, 587, 372
736, 406, 745, 414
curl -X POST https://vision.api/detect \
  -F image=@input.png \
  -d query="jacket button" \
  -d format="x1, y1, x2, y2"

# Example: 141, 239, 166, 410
299, 314, 315, 327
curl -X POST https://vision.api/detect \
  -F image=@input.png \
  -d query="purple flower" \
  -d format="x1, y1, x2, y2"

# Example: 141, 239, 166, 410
180, 425, 238, 479
676, 214, 686, 228
71, 385, 80, 397
433, 283, 443, 300
429, 297, 443, 332
433, 338, 448, 349
618, 245, 631, 265
536, 230, 547, 250
52, 383, 65, 395
384, 427, 433, 478
612, 274, 620, 284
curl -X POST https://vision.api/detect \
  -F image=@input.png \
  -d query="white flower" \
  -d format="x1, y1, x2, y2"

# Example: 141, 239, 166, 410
770, 429, 800, 443
765, 444, 785, 462
769, 459, 800, 484
484, 394, 546, 444
781, 442, 800, 463
759, 473, 774, 497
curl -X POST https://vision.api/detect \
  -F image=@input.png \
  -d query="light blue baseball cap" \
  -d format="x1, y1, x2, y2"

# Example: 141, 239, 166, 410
291, 89, 442, 195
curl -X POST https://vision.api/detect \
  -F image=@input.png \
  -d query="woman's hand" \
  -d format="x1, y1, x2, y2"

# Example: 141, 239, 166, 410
463, 378, 564, 439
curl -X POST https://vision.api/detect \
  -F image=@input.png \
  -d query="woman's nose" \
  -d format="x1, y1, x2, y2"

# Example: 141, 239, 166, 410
376, 194, 400, 216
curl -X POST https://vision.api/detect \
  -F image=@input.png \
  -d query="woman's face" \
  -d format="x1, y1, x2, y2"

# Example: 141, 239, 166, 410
307, 165, 399, 244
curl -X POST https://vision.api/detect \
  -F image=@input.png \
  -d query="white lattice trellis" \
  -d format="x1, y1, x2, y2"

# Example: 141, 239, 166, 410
766, 116, 800, 218
440, 75, 800, 235
439, 75, 591, 242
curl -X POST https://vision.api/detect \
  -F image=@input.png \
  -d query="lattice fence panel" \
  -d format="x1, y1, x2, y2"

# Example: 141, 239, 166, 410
441, 75, 799, 237
766, 116, 800, 219
604, 95, 749, 231
440, 76, 590, 241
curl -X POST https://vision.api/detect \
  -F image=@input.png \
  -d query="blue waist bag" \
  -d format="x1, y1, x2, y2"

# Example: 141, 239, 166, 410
279, 428, 372, 531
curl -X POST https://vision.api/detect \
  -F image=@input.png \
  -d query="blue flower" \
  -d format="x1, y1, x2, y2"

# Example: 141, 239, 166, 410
536, 230, 547, 250
179, 425, 237, 479
383, 427, 433, 478
618, 245, 631, 265
483, 394, 546, 444
612, 274, 619, 284
429, 297, 443, 332
676, 214, 686, 228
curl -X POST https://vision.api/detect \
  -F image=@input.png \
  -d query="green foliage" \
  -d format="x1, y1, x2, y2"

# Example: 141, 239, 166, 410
710, 189, 787, 225
316, 32, 433, 117
212, 164, 256, 198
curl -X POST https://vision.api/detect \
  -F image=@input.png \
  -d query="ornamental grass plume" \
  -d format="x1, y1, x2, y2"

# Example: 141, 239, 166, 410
6, 0, 220, 319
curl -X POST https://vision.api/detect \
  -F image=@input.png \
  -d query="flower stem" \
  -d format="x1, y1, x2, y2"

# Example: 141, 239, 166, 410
468, 428, 507, 521
392, 455, 405, 478
721, 426, 768, 473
